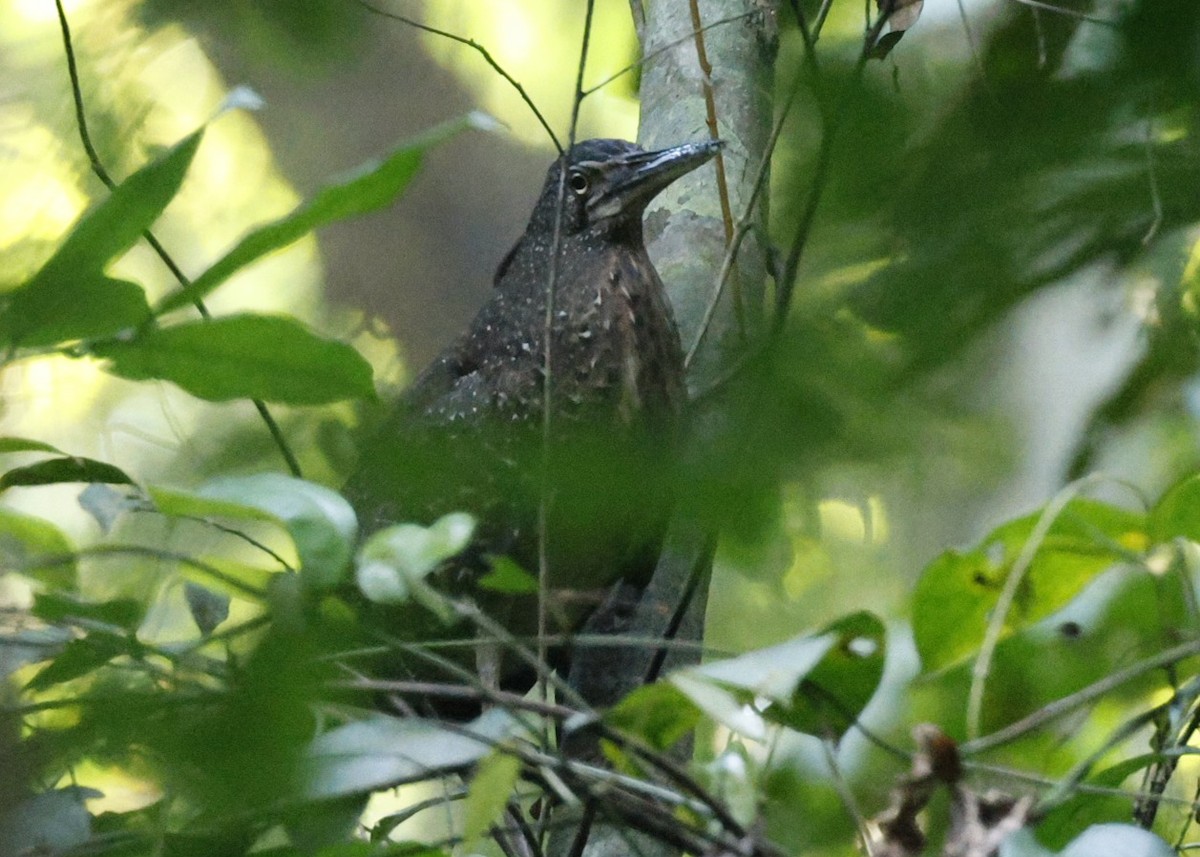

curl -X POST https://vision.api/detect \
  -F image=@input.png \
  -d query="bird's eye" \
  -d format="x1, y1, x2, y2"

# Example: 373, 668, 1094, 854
569, 172, 589, 195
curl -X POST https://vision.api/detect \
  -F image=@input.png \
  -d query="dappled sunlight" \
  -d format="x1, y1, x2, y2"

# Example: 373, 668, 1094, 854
420, 0, 639, 146
0, 0, 326, 520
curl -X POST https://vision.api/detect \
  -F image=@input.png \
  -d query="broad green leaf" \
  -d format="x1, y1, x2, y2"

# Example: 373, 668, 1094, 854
0, 508, 75, 588
770, 612, 886, 738
170, 474, 357, 590
462, 749, 522, 847
91, 314, 375, 405
670, 615, 886, 741
0, 129, 203, 347
914, 499, 1146, 673
2, 276, 150, 348
24, 633, 133, 691
0, 438, 65, 455
605, 683, 701, 752
0, 456, 134, 492
156, 115, 484, 315
1149, 472, 1200, 542
303, 710, 519, 799
478, 555, 538, 594
669, 672, 765, 741
32, 592, 143, 631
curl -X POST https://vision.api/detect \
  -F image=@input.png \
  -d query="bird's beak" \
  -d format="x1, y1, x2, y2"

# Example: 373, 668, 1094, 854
598, 139, 723, 216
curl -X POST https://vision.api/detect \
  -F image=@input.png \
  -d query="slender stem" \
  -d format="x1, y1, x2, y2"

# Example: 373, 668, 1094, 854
538, 0, 596, 716
581, 13, 752, 98
355, 0, 561, 153
965, 474, 1105, 740
53, 0, 303, 478
962, 637, 1200, 755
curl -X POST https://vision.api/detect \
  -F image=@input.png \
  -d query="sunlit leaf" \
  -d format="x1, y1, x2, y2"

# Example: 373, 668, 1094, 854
0, 129, 203, 347
191, 474, 357, 589
0, 508, 75, 589
605, 683, 701, 752
914, 499, 1146, 673
91, 314, 375, 405
1149, 472, 1200, 542
355, 512, 475, 609
478, 555, 538, 594
303, 710, 520, 799
462, 749, 522, 846
156, 115, 484, 315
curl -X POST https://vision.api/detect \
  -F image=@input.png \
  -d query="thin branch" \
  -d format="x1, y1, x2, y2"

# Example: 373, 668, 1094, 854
1009, 0, 1120, 26
687, 0, 742, 339
962, 637, 1200, 755
355, 0, 562, 153
53, 0, 303, 478
965, 474, 1106, 740
538, 0, 596, 716
581, 13, 753, 98
1141, 113, 1163, 246
685, 61, 806, 369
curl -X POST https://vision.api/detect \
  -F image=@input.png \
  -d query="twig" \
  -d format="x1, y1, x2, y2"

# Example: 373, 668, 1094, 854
685, 61, 806, 369
962, 637, 1200, 755
538, 0, 596, 717
1009, 0, 1120, 26
965, 474, 1106, 740
53, 0, 303, 478
581, 13, 753, 98
355, 0, 562, 153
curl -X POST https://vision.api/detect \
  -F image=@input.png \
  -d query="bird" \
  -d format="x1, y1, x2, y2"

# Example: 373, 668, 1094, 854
344, 138, 721, 693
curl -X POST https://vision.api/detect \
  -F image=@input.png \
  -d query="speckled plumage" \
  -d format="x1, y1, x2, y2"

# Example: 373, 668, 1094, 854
347, 138, 719, 628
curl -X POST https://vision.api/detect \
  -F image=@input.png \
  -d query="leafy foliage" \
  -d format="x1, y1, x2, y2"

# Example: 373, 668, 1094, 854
3, 1, 1200, 856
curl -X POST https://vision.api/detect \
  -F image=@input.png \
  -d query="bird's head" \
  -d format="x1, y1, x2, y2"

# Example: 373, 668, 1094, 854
535, 138, 722, 235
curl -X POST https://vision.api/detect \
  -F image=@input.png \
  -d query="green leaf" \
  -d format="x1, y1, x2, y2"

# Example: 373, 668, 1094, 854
32, 592, 143, 631
156, 116, 482, 315
913, 499, 1146, 673
669, 672, 766, 741
0, 508, 75, 589
156, 474, 357, 590
773, 612, 886, 738
355, 513, 475, 609
0, 437, 65, 455
0, 129, 203, 347
1149, 472, 1200, 542
0, 456, 135, 491
478, 555, 538, 594
2, 276, 151, 348
462, 749, 522, 847
24, 633, 133, 691
605, 683, 701, 752
302, 710, 519, 799
669, 614, 886, 741
91, 314, 375, 405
